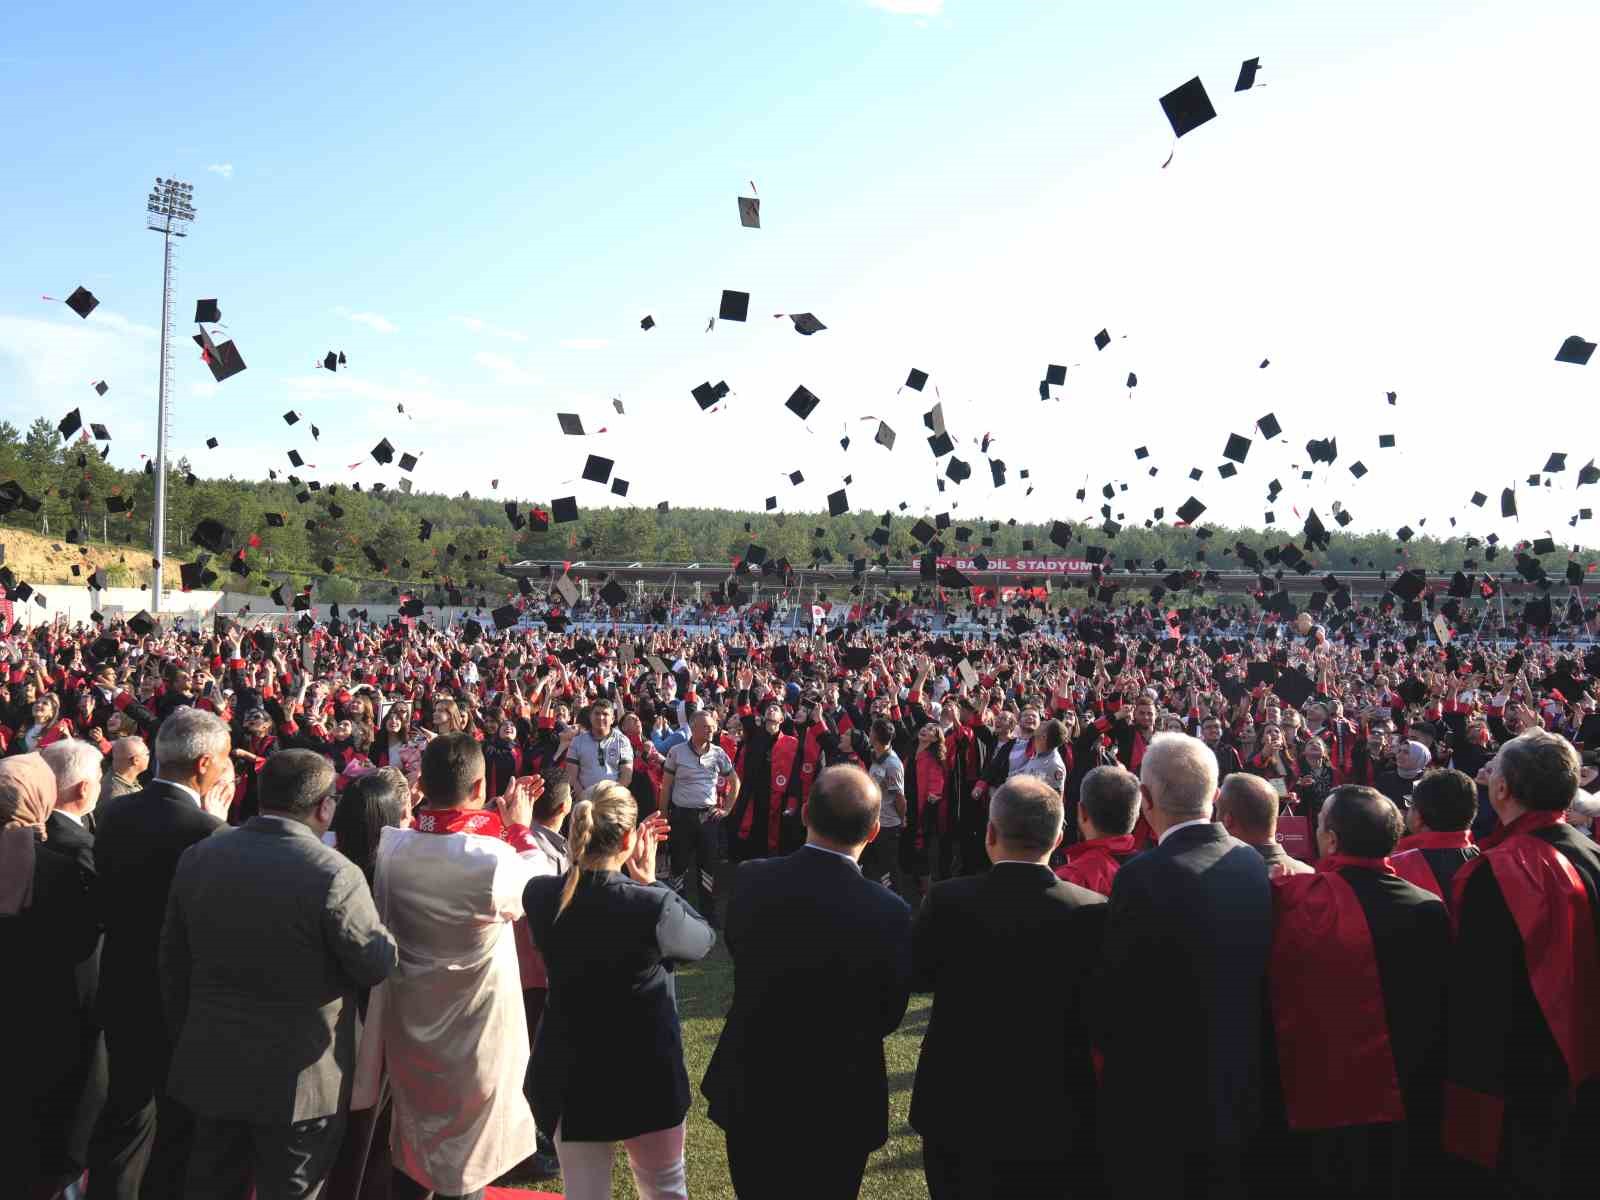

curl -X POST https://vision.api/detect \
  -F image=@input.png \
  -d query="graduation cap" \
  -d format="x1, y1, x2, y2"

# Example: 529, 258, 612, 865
1545, 452, 1568, 474
1235, 56, 1260, 91
785, 386, 820, 420
718, 290, 749, 322
691, 382, 720, 411
1470, 491, 1487, 507
989, 459, 1006, 487
1533, 535, 1556, 555
1350, 461, 1368, 479
905, 368, 928, 391
938, 565, 972, 589
1188, 468, 1203, 481
640, 315, 655, 330
194, 298, 220, 324
57, 408, 82, 440
127, 610, 156, 636
599, 578, 629, 607
946, 457, 972, 484
1555, 335, 1596, 365
1050, 520, 1072, 548
611, 478, 630, 497
827, 488, 849, 517
1093, 329, 1111, 351
928, 430, 954, 457
398, 452, 417, 472
581, 454, 613, 485
1218, 463, 1238, 480
490, 604, 521, 632
321, 351, 339, 372
870, 421, 895, 452
1273, 667, 1314, 708
193, 328, 246, 381
789, 470, 805, 486
551, 496, 578, 523
1176, 496, 1207, 524
205, 436, 219, 449
1159, 76, 1217, 137
788, 313, 826, 335
287, 449, 304, 468
190, 518, 231, 554
1223, 433, 1251, 463
1257, 413, 1281, 440
1391, 570, 1427, 601
737, 195, 760, 228
558, 412, 585, 436
64, 286, 98, 318
1306, 437, 1338, 465
93, 381, 109, 397
1502, 488, 1518, 519
1378, 434, 1396, 450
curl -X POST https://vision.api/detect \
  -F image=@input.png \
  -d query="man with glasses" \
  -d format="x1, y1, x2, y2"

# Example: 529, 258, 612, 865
565, 698, 633, 798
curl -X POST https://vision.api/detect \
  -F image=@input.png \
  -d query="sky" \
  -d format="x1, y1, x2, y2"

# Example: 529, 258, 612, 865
3, 0, 1599, 550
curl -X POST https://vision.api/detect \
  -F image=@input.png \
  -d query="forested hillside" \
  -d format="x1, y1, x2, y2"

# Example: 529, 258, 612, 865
0, 416, 1590, 602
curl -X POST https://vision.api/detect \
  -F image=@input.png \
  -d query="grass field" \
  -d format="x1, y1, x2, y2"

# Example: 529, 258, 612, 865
506, 939, 933, 1199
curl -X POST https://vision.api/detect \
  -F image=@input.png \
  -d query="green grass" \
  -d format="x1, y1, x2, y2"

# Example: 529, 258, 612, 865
505, 940, 933, 1198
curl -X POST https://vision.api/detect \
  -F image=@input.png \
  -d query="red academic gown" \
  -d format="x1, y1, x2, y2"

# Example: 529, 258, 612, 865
1443, 810, 1600, 1197
1390, 829, 1478, 915
1053, 834, 1137, 897
1263, 857, 1451, 1198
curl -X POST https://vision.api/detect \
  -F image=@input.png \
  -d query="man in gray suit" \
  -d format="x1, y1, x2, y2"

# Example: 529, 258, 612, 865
161, 749, 398, 1199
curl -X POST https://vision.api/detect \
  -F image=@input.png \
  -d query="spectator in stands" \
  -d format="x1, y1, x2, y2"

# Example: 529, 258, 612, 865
524, 781, 711, 1200
1055, 764, 1141, 895
89, 706, 234, 1200
100, 735, 148, 810
0, 752, 101, 1199
161, 749, 398, 1199
703, 765, 912, 1199
911, 774, 1106, 1198
1216, 772, 1313, 878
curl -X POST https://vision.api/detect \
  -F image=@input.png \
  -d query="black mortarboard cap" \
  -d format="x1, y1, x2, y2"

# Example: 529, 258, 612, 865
1545, 452, 1567, 473
1176, 496, 1207, 524
1392, 570, 1426, 601
288, 449, 304, 468
371, 438, 395, 465
1274, 667, 1314, 708
1397, 525, 1414, 542
1218, 463, 1238, 479
875, 422, 896, 450
906, 368, 928, 391
1050, 520, 1072, 548
789, 313, 825, 335
599, 578, 628, 607
193, 328, 246, 381
1533, 535, 1556, 555
1235, 57, 1260, 91
640, 314, 655, 331
194, 298, 220, 324
65, 287, 98, 318
551, 496, 578, 523
1223, 433, 1251, 463
946, 457, 971, 483
785, 386, 820, 420
789, 470, 804, 485
1306, 437, 1338, 465
398, 452, 417, 472
581, 454, 613, 484
1350, 461, 1368, 479
491, 604, 520, 632
691, 382, 718, 410
990, 459, 1006, 487
558, 412, 584, 436
127, 610, 155, 636
718, 290, 749, 322
827, 488, 849, 517
928, 430, 954, 457
1159, 76, 1217, 137
938, 565, 972, 589
1470, 491, 1487, 507
190, 518, 230, 554
57, 408, 82, 440
283, 410, 300, 427
737, 195, 760, 228
1502, 488, 1517, 518
1045, 364, 1067, 386
1555, 335, 1596, 365
1257, 413, 1281, 440
611, 478, 629, 497
1093, 329, 1110, 351
1379, 434, 1395, 449
93, 381, 109, 397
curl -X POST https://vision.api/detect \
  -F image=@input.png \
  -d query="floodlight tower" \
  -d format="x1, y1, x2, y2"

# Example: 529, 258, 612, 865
145, 177, 194, 612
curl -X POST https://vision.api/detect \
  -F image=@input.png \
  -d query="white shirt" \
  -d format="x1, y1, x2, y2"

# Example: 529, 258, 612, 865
163, 779, 203, 810
55, 808, 85, 826
1159, 817, 1214, 845
801, 843, 861, 872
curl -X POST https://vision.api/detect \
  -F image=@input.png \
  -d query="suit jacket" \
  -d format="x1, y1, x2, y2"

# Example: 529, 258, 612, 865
702, 844, 912, 1152
93, 779, 225, 1035
1096, 821, 1273, 1150
910, 862, 1107, 1157
161, 815, 397, 1123
524, 870, 713, 1141
45, 811, 96, 875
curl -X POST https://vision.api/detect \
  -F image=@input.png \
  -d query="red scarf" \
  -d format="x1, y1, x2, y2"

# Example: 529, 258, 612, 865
1316, 854, 1396, 875
413, 807, 505, 838
1394, 829, 1473, 854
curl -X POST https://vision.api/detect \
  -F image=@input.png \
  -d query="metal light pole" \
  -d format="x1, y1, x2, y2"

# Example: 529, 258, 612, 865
145, 177, 195, 613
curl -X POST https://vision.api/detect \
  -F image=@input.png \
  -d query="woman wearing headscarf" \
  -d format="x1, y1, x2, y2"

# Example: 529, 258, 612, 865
0, 753, 103, 1198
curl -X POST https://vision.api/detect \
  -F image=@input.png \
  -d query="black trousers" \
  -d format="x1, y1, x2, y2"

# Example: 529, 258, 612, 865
668, 805, 725, 924
1110, 1148, 1244, 1200
184, 1112, 347, 1200
861, 825, 906, 895
726, 1126, 868, 1200
86, 1021, 194, 1200
923, 1140, 1097, 1200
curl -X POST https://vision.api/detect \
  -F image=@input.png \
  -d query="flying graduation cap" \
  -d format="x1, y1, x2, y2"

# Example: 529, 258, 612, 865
718, 290, 750, 322
194, 298, 220, 324
1159, 76, 1217, 138
1235, 57, 1260, 91
738, 196, 760, 228
1555, 335, 1595, 365
64, 287, 99, 319
193, 328, 246, 382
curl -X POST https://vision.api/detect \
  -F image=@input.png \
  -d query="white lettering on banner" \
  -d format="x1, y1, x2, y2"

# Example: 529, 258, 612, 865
907, 556, 1093, 574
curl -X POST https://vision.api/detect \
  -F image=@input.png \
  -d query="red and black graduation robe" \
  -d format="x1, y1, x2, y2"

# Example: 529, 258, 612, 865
1443, 810, 1600, 1196
1264, 857, 1450, 1196
729, 730, 799, 857
1390, 829, 1478, 914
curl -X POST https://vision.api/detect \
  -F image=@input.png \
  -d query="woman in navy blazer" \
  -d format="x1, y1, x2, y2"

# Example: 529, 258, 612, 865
523, 780, 713, 1200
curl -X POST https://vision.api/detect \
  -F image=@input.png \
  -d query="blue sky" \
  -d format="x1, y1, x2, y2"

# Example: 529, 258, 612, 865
4, 0, 1599, 547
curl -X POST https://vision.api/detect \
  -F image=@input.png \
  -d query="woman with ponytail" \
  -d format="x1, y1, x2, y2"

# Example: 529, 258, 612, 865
523, 782, 712, 1200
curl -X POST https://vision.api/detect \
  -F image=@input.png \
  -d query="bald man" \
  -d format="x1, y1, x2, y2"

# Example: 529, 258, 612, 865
1216, 774, 1313, 878
1097, 733, 1272, 1199
703, 765, 912, 1200
100, 737, 149, 810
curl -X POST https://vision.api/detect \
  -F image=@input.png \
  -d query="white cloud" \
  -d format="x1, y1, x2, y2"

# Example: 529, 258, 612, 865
336, 307, 397, 334
189, 381, 218, 399
867, 0, 943, 14
558, 338, 609, 351
205, 162, 233, 179
453, 315, 528, 343
471, 351, 541, 387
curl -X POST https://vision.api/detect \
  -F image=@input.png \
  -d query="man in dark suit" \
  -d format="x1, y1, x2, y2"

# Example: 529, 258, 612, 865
912, 774, 1108, 1198
162, 749, 398, 1198
703, 764, 913, 1199
89, 707, 233, 1200
1096, 732, 1272, 1199
42, 738, 102, 873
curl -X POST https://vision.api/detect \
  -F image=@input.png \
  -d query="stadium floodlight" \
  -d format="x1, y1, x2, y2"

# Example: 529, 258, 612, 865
145, 177, 197, 612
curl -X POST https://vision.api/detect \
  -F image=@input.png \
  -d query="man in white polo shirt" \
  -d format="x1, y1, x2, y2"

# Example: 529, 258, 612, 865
662, 710, 738, 926
565, 698, 633, 798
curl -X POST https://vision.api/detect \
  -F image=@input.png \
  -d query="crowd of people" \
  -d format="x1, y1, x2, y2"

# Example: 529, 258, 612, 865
1, 595, 1598, 1199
